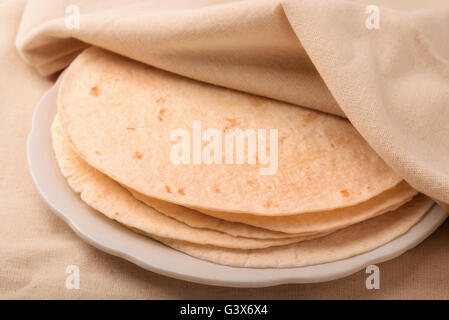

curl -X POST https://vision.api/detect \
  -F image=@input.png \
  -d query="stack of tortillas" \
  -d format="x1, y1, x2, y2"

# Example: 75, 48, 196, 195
52, 47, 434, 268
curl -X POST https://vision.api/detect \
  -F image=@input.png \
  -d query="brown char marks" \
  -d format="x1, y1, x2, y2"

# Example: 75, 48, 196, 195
90, 86, 100, 97
157, 108, 167, 121
165, 186, 185, 196
133, 151, 143, 160
156, 97, 165, 104
246, 180, 256, 187
303, 112, 319, 125
264, 201, 279, 208
224, 118, 239, 131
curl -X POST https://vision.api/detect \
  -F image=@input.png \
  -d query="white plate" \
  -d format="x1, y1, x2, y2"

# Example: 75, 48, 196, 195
27, 72, 448, 288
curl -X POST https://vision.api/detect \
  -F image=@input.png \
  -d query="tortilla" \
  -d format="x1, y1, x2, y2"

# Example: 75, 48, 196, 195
51, 115, 324, 249
131, 181, 416, 234
58, 47, 402, 215
158, 195, 433, 268
128, 189, 302, 239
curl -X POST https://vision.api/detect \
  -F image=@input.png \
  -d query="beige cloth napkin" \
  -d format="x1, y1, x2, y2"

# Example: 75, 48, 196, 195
1, 0, 449, 299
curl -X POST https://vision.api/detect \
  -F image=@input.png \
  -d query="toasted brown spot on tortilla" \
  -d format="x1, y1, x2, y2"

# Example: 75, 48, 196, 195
178, 188, 185, 195
126, 127, 135, 131
224, 118, 239, 130
213, 186, 221, 193
156, 97, 165, 104
279, 135, 287, 143
98, 194, 102, 198
264, 201, 279, 208
246, 180, 256, 187
95, 151, 101, 155
165, 186, 171, 193
133, 151, 143, 160
157, 108, 167, 121
330, 143, 336, 148
340, 189, 350, 198
224, 118, 238, 125
90, 86, 99, 97
303, 112, 319, 125
113, 211, 120, 217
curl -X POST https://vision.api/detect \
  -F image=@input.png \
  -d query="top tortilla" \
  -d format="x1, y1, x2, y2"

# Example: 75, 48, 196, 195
58, 47, 401, 215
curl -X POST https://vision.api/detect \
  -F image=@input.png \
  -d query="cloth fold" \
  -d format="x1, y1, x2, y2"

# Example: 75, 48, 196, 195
15, 0, 449, 208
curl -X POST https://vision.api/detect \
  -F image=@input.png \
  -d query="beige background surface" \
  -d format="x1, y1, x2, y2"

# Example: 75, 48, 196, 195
1, 0, 449, 299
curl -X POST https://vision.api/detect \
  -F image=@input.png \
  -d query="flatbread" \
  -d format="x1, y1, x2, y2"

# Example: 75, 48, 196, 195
58, 47, 402, 215
128, 189, 301, 239
51, 115, 324, 249
158, 195, 433, 268
131, 181, 416, 234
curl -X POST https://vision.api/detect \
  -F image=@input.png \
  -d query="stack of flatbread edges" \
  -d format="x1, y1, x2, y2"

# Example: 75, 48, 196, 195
53, 47, 433, 268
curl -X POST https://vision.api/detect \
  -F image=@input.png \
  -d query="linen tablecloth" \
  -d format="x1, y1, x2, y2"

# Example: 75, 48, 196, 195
1, 0, 448, 299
